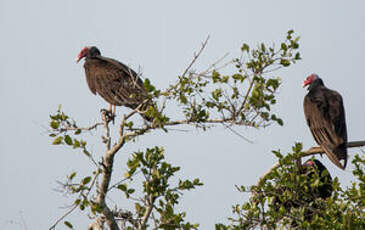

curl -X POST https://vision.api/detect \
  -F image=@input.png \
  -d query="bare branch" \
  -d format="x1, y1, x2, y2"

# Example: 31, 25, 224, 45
108, 171, 140, 192
181, 35, 210, 78
222, 124, 254, 143
139, 195, 155, 230
238, 76, 254, 114
49, 204, 78, 230
95, 112, 120, 230
87, 218, 104, 230
197, 52, 232, 78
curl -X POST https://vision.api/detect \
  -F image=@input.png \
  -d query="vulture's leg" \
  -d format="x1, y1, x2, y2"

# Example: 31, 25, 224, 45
100, 104, 115, 124
111, 105, 116, 124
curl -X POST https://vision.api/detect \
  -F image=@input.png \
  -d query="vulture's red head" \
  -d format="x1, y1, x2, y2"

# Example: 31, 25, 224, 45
76, 46, 101, 63
303, 159, 328, 173
304, 160, 314, 166
303, 73, 319, 88
76, 47, 89, 63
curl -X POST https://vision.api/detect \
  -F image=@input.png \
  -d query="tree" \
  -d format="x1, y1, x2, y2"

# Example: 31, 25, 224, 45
216, 144, 364, 230
47, 30, 364, 230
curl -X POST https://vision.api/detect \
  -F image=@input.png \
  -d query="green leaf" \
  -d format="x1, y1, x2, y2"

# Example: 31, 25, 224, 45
272, 150, 283, 159
73, 139, 80, 148
74, 199, 81, 205
295, 52, 301, 60
50, 121, 59, 129
193, 178, 203, 186
221, 75, 229, 83
82, 199, 90, 207
276, 118, 283, 126
261, 43, 266, 52
280, 59, 290, 67
52, 136, 63, 145
82, 176, 91, 185
291, 41, 299, 49
80, 140, 86, 147
117, 184, 127, 191
212, 88, 222, 101
239, 186, 246, 192
179, 95, 187, 104
74, 129, 81, 135
212, 70, 220, 83
281, 43, 287, 51
64, 135, 73, 145
143, 78, 156, 92
61, 112, 68, 121
232, 73, 245, 82
69, 172, 77, 180
83, 149, 91, 157
91, 204, 102, 214
64, 221, 73, 229
292, 142, 303, 153
125, 121, 134, 128
241, 43, 250, 52
206, 101, 215, 108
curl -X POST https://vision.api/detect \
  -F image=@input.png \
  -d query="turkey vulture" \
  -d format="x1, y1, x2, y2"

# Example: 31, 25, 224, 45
303, 74, 347, 169
76, 46, 153, 121
302, 159, 333, 199
272, 159, 333, 226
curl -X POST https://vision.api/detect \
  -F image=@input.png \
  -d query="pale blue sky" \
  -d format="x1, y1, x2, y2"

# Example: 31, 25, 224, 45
1, 1, 364, 229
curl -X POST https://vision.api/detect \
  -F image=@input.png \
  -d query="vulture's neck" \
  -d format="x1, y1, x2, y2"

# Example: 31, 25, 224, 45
85, 55, 101, 62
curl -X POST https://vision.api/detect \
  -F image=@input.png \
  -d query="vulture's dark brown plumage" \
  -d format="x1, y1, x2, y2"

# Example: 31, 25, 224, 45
303, 74, 348, 169
76, 46, 152, 121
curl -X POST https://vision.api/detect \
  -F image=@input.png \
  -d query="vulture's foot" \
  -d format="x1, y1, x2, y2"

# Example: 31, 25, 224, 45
100, 109, 115, 124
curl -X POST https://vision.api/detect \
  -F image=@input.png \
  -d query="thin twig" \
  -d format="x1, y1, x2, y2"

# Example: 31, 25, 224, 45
50, 168, 100, 229
108, 171, 140, 192
182, 36, 210, 78
49, 204, 78, 230
222, 123, 253, 143
60, 122, 103, 133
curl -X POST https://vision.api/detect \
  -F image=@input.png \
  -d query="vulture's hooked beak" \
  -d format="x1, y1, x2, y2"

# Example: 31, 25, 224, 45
302, 80, 310, 88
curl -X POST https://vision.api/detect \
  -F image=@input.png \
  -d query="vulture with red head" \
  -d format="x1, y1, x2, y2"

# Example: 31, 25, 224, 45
272, 159, 333, 226
76, 46, 153, 121
303, 74, 347, 169
273, 159, 333, 205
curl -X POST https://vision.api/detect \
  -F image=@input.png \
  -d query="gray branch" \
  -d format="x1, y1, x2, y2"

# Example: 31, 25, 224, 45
95, 111, 120, 230
87, 218, 104, 230
139, 195, 155, 230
